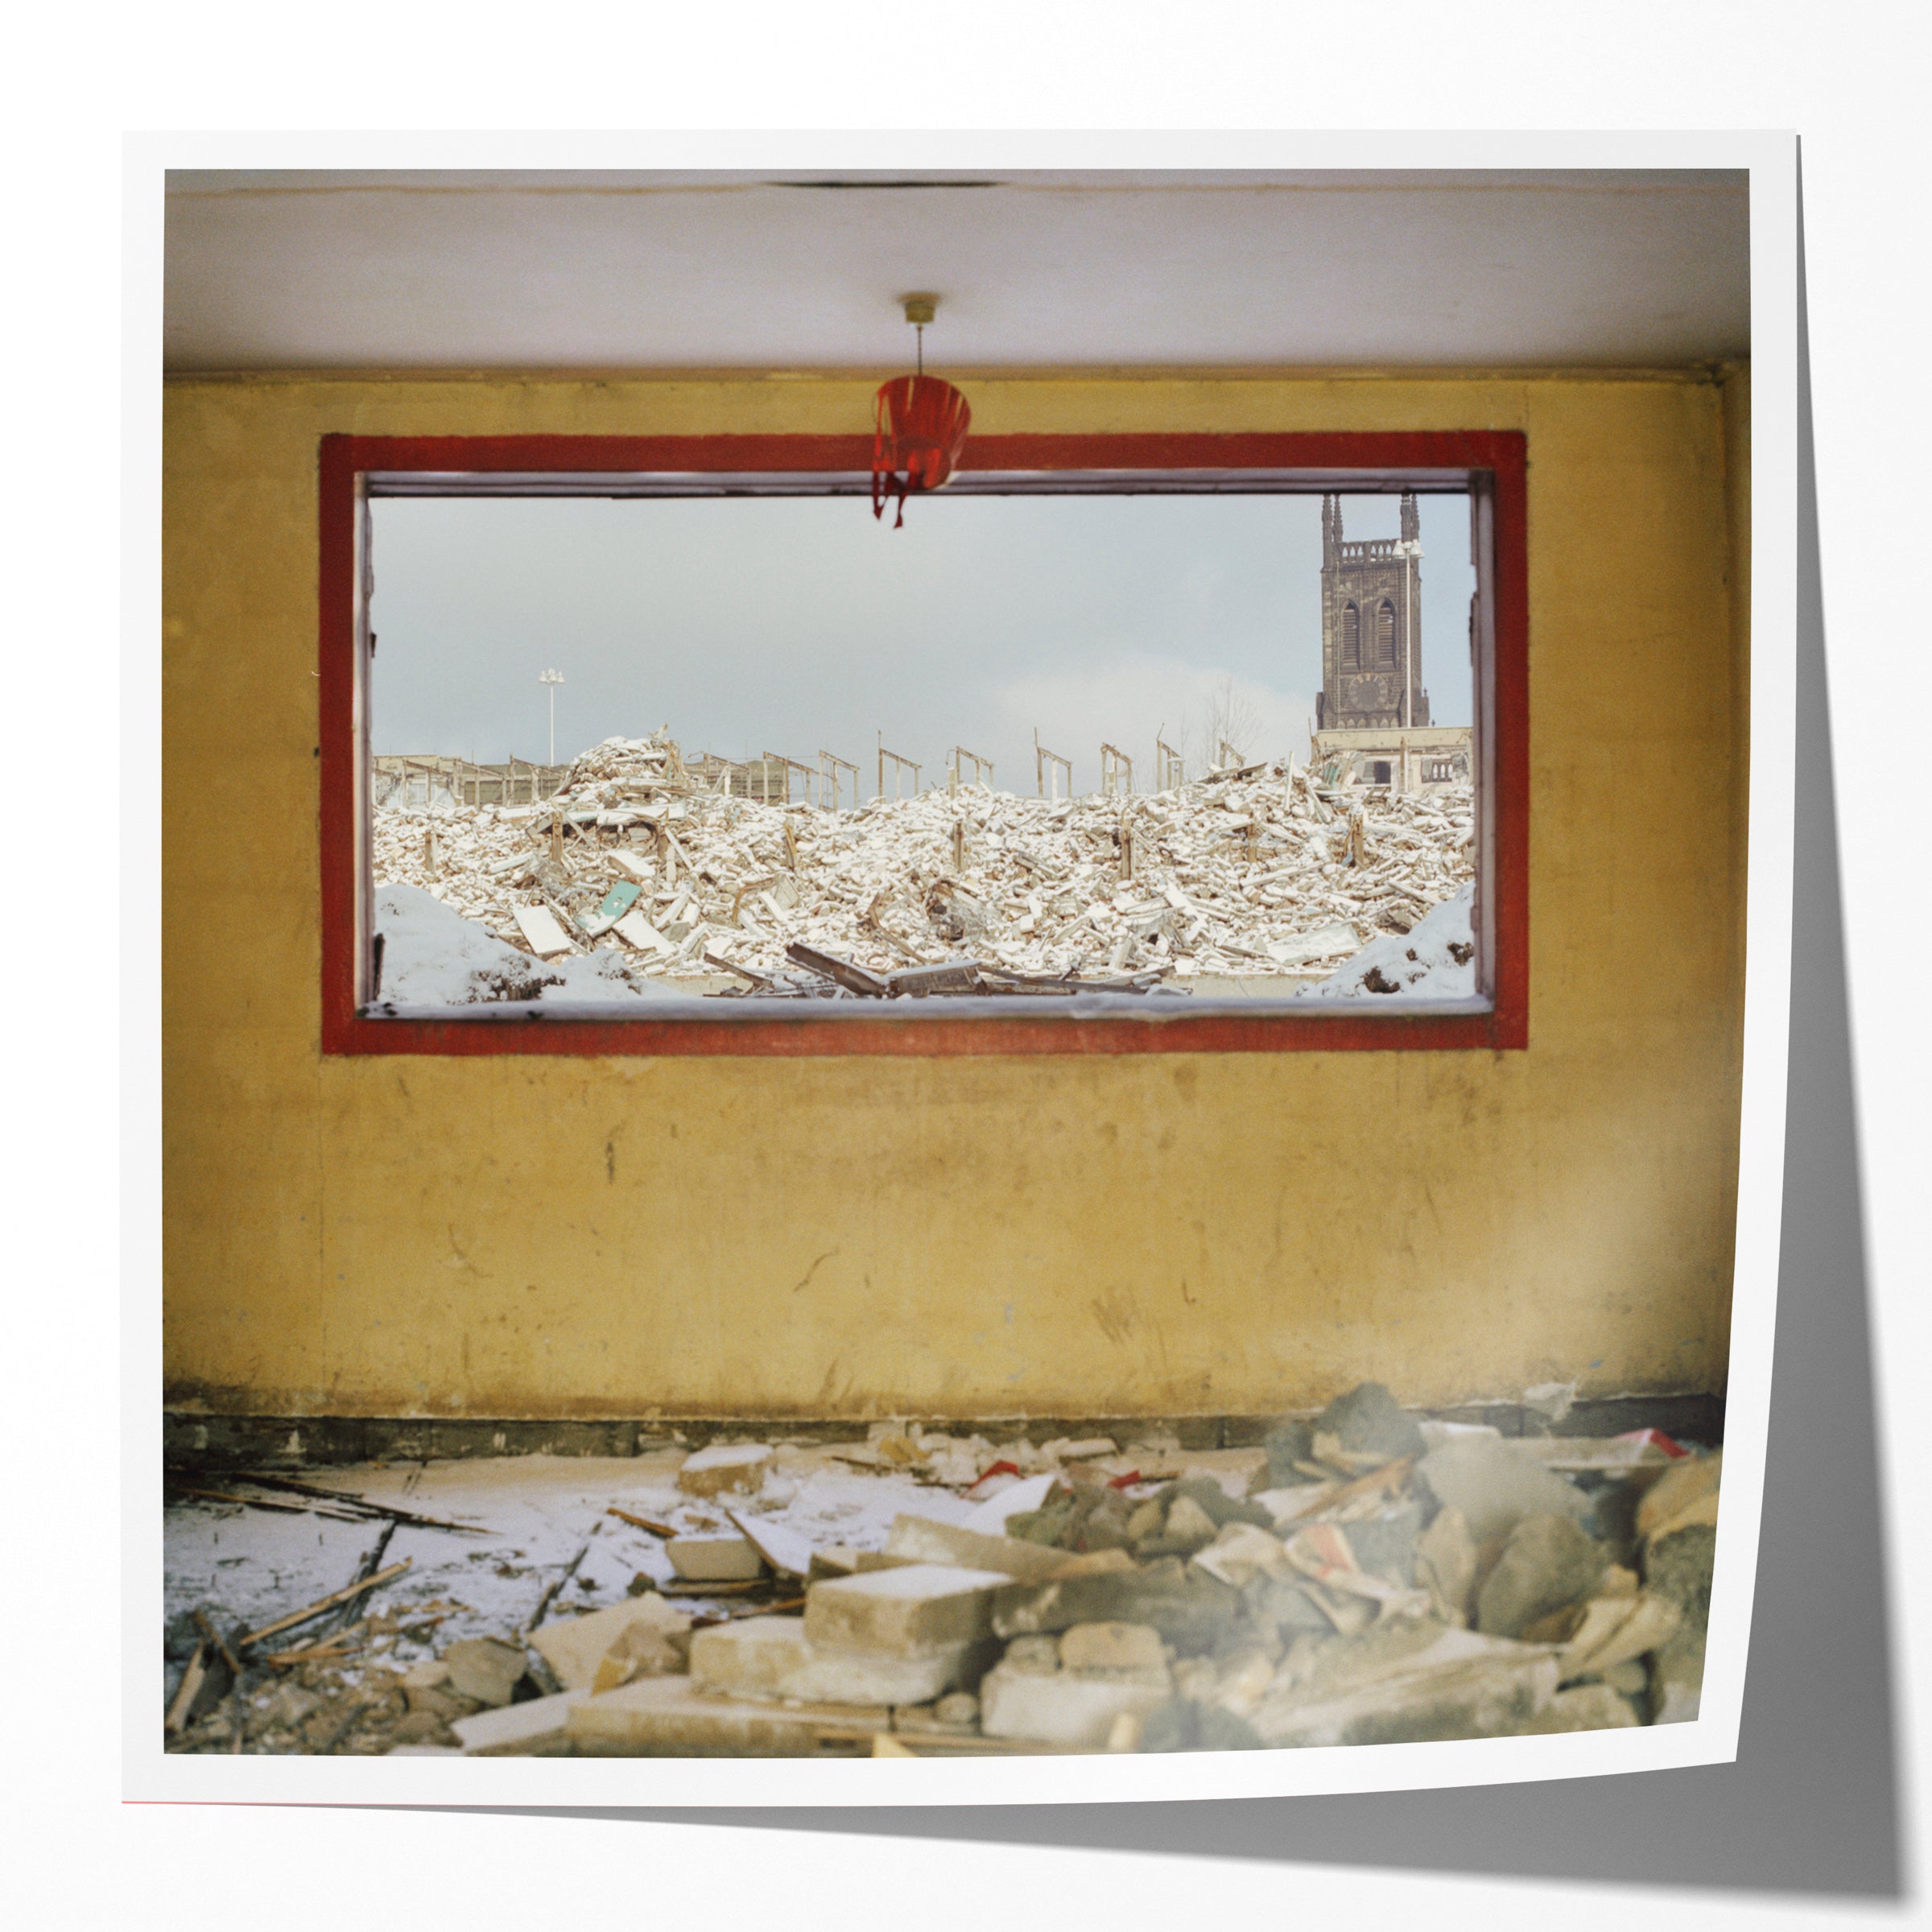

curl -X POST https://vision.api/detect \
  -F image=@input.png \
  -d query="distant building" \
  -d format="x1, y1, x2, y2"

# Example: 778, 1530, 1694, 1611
1310, 492, 1472, 794
1318, 492, 1428, 731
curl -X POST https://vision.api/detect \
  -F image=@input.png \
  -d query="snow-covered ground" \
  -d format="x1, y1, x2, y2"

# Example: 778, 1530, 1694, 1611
163, 1430, 1257, 1701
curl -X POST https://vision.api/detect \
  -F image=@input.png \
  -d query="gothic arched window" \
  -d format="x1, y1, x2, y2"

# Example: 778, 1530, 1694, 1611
1341, 602, 1360, 669
1375, 600, 1398, 667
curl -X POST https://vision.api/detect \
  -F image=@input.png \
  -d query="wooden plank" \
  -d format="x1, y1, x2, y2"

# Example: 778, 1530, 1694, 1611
165, 1644, 207, 1733
237, 1558, 412, 1649
234, 1472, 489, 1535
606, 1506, 679, 1538
194, 1609, 244, 1678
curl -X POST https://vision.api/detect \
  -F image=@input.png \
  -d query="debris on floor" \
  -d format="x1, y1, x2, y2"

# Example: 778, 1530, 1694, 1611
162, 1390, 1719, 1757
369, 732, 1476, 1005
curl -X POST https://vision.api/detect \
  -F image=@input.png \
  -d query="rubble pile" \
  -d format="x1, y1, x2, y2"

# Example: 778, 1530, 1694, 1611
162, 1386, 1720, 1757
371, 733, 1476, 1001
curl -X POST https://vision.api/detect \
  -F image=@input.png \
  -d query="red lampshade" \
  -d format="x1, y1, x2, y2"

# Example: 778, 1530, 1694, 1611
872, 374, 972, 528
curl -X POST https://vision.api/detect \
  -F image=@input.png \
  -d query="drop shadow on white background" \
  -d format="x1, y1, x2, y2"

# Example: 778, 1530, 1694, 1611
370, 175, 1902, 1900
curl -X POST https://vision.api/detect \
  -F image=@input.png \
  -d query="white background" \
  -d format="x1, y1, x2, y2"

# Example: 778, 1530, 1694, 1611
7, 2, 1923, 1925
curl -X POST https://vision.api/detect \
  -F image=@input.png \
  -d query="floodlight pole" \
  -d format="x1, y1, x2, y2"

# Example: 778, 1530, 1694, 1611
539, 668, 564, 767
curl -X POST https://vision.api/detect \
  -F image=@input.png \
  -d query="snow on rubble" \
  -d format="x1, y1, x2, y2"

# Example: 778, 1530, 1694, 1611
1301, 884, 1477, 1002
374, 884, 683, 1008
371, 730, 1478, 1005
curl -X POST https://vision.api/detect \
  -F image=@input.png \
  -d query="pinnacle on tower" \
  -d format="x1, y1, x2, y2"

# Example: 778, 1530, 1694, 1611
1400, 492, 1420, 544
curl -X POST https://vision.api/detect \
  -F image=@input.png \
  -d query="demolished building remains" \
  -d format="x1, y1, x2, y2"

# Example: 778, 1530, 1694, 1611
369, 732, 1477, 1006
163, 1386, 1719, 1757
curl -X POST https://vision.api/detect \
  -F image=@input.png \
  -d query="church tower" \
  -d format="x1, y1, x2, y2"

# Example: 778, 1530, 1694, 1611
1316, 493, 1430, 731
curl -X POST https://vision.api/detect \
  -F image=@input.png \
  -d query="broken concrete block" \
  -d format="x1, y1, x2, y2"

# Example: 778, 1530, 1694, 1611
1001, 1633, 1063, 1675
1416, 1504, 1478, 1624
1644, 1523, 1715, 1724
389, 1710, 455, 1744
934, 1690, 980, 1727
1211, 1646, 1282, 1719
687, 1614, 983, 1707
511, 903, 574, 958
725, 1509, 817, 1579
567, 1674, 890, 1756
400, 1659, 452, 1692
1161, 1494, 1222, 1552
442, 1637, 529, 1707
1418, 1439, 1594, 1545
404, 1683, 477, 1722
1250, 1623, 1558, 1748
1649, 1637, 1706, 1724
1477, 1513, 1609, 1638
992, 1558, 1241, 1655
1522, 1682, 1641, 1733
609, 849, 656, 886
1059, 1621, 1169, 1682
1168, 1473, 1276, 1529
1261, 1417, 1316, 1487
1637, 1451, 1723, 1542
804, 1563, 1009, 1657
807, 1546, 865, 1580
1562, 1591, 1682, 1682
1051, 1548, 1138, 1579
1315, 1382, 1427, 1463
613, 907, 674, 955
677, 1442, 775, 1497
530, 1594, 692, 1693
979, 1661, 1173, 1748
1190, 1521, 1293, 1589
593, 1616, 692, 1694
1552, 1596, 1637, 1680
451, 1690, 587, 1757
881, 1512, 1071, 1583
1344, 1501, 1423, 1586
667, 1533, 766, 1582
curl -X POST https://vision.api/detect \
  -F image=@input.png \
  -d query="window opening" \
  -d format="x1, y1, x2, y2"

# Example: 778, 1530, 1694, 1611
1375, 599, 1398, 667
322, 433, 1523, 1054
364, 485, 1479, 1011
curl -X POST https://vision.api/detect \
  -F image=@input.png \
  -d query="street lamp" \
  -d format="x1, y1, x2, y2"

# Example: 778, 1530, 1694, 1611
539, 668, 564, 767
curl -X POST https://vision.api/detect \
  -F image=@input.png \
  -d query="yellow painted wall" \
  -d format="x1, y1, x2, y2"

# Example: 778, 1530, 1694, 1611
163, 369, 1748, 1421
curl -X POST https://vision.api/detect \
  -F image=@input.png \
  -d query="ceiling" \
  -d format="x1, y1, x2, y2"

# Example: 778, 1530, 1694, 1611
163, 169, 1750, 374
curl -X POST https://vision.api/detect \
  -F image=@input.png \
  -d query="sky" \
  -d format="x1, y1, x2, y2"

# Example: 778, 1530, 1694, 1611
369, 490, 1475, 789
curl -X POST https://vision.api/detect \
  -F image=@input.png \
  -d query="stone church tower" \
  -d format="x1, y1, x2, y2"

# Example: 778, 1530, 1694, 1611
1315, 493, 1430, 730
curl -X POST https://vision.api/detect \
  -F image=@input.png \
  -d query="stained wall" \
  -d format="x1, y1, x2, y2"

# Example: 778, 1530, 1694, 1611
163, 368, 1748, 1421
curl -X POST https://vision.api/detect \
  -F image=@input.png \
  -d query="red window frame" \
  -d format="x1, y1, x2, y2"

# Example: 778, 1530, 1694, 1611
319, 431, 1527, 1057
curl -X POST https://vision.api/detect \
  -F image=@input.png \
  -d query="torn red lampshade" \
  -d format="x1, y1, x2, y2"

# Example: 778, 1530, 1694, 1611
871, 373, 972, 529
